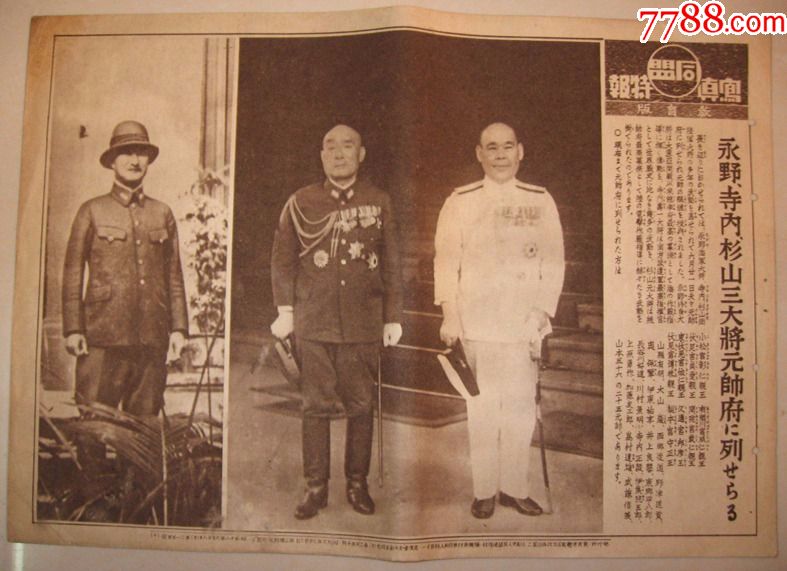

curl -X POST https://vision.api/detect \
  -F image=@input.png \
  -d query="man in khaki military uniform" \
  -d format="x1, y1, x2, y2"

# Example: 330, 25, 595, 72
434, 122, 565, 519
63, 121, 188, 423
270, 124, 403, 520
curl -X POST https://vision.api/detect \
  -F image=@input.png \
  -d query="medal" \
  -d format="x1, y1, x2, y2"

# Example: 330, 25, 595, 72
337, 219, 357, 233
313, 249, 329, 268
348, 241, 364, 260
366, 251, 379, 270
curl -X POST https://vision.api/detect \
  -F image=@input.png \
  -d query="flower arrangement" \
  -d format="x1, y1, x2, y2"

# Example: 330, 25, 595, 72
179, 166, 229, 337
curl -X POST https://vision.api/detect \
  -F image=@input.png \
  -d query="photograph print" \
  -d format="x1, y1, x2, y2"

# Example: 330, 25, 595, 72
35, 35, 233, 527
228, 31, 603, 536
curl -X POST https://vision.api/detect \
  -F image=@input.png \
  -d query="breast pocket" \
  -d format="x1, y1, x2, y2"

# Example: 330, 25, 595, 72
85, 284, 112, 303
149, 228, 169, 244
96, 225, 127, 244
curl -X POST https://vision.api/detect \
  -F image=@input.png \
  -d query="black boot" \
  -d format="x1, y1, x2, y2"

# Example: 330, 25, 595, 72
345, 413, 375, 515
297, 417, 330, 520
294, 479, 328, 520
346, 477, 375, 515
344, 413, 373, 481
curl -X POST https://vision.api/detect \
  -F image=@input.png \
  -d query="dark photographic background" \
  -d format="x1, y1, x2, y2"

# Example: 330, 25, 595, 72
232, 33, 602, 332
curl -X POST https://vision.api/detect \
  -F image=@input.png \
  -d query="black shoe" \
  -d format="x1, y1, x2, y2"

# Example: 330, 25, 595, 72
499, 492, 543, 516
346, 478, 375, 515
471, 496, 495, 519
294, 481, 328, 520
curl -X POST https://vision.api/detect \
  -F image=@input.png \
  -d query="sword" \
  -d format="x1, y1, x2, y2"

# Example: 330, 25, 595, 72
377, 352, 384, 488
534, 356, 553, 515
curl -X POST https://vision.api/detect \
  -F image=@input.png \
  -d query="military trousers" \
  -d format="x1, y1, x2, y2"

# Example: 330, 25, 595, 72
74, 345, 168, 470
297, 339, 378, 483
75, 345, 168, 416
463, 340, 538, 500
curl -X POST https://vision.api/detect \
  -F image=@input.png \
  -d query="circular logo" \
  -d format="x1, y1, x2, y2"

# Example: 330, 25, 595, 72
646, 45, 702, 98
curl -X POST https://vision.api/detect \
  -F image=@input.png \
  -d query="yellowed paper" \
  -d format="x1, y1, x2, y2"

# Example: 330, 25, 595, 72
7, 6, 776, 560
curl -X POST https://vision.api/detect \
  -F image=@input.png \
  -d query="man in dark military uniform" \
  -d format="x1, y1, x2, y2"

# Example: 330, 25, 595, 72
62, 120, 188, 424
270, 124, 403, 519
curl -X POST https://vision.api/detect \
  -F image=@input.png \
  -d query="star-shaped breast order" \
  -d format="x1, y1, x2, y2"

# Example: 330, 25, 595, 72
348, 241, 364, 260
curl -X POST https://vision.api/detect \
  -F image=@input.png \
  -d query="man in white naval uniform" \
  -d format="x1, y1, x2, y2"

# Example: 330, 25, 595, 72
433, 122, 565, 519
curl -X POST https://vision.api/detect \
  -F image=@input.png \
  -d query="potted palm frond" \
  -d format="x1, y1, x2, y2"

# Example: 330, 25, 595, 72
37, 402, 222, 526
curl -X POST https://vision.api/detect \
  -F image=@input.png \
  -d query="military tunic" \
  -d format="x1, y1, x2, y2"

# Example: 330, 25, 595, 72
434, 177, 564, 341
434, 176, 565, 499
272, 178, 403, 343
63, 183, 189, 346
62, 183, 188, 415
271, 177, 403, 482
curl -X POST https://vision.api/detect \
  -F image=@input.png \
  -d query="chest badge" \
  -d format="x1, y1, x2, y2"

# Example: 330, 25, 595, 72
337, 219, 357, 233
348, 241, 364, 260
366, 251, 379, 270
313, 249, 329, 268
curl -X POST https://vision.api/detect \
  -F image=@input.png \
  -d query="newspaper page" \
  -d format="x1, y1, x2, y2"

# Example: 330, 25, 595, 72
6, 5, 777, 561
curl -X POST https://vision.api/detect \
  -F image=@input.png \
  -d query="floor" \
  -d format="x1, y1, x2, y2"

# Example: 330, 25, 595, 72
224, 338, 603, 536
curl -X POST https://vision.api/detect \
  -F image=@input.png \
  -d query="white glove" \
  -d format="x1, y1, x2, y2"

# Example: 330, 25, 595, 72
65, 333, 89, 357
439, 303, 463, 346
167, 331, 186, 364
523, 309, 549, 360
383, 322, 403, 347
271, 306, 294, 339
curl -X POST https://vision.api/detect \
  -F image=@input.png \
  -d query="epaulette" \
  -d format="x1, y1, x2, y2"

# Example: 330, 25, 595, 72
454, 180, 483, 195
515, 181, 546, 193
